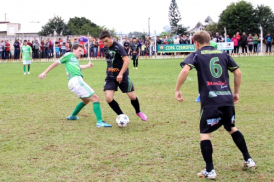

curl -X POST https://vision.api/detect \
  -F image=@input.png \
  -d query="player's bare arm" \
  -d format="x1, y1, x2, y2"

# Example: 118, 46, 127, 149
232, 68, 242, 104
175, 65, 191, 102
116, 56, 130, 84
80, 63, 93, 69
128, 47, 131, 55
38, 61, 60, 79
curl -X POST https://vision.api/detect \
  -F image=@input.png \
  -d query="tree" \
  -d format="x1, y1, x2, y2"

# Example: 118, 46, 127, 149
109, 28, 117, 38
67, 17, 98, 35
219, 1, 259, 35
205, 22, 225, 36
38, 16, 67, 36
168, 0, 186, 34
255, 5, 274, 34
176, 24, 187, 35
159, 31, 171, 37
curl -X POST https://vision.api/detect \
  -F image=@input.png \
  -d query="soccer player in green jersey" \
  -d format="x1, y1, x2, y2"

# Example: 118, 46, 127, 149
20, 40, 33, 75
38, 44, 112, 128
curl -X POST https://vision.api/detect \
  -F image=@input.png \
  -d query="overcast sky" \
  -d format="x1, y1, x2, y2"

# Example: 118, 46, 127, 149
1, 0, 273, 34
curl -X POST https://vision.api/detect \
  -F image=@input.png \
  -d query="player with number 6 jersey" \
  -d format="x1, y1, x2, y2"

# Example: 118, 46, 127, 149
175, 30, 255, 179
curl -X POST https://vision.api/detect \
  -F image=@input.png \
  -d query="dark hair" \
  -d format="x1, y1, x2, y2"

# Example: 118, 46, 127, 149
99, 30, 111, 39
24, 40, 27, 42
72, 43, 83, 50
132, 37, 136, 40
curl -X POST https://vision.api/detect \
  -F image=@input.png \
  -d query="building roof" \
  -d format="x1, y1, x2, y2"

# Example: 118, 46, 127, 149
205, 16, 214, 23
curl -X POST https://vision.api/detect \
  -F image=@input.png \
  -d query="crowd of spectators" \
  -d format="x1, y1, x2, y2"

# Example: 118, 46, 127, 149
0, 36, 110, 60
210, 32, 273, 54
0, 32, 273, 60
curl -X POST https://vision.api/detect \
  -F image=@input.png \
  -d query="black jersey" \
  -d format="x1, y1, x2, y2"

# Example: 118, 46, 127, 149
104, 41, 128, 77
124, 41, 130, 48
181, 46, 239, 109
130, 43, 139, 54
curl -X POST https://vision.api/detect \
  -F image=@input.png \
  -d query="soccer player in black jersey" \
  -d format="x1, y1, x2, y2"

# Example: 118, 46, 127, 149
99, 30, 147, 122
175, 31, 255, 179
123, 36, 130, 56
129, 38, 140, 69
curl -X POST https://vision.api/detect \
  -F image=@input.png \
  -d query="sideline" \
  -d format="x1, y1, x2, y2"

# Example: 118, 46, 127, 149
0, 52, 273, 63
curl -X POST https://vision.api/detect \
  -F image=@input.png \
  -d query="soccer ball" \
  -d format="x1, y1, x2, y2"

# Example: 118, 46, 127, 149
116, 114, 130, 127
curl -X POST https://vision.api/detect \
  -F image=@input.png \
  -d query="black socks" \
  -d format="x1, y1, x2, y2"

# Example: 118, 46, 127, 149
108, 99, 123, 115
201, 140, 214, 172
231, 131, 251, 161
109, 98, 140, 115
131, 97, 140, 113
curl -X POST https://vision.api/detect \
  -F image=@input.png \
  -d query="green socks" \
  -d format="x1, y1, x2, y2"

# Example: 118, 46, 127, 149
71, 101, 86, 117
28, 65, 30, 72
93, 102, 103, 123
23, 66, 26, 73
71, 101, 103, 123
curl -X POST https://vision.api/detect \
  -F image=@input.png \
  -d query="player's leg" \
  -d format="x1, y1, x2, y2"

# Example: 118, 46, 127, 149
223, 106, 255, 168
132, 56, 136, 69
135, 55, 139, 69
27, 64, 31, 74
67, 77, 93, 120
23, 64, 26, 75
228, 127, 255, 167
197, 108, 223, 179
105, 90, 124, 115
119, 75, 147, 121
82, 94, 112, 127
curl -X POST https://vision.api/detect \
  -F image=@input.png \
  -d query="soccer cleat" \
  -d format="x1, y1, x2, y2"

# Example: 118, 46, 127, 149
96, 121, 112, 128
195, 94, 201, 102
28, 72, 30, 74
197, 169, 217, 179
67, 115, 79, 120
24, 72, 26, 75
133, 67, 135, 69
136, 112, 147, 121
243, 158, 256, 168
136, 67, 138, 69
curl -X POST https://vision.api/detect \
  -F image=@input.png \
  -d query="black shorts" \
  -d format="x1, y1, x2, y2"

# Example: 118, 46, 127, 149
200, 106, 235, 134
104, 75, 134, 93
132, 54, 138, 60
125, 48, 129, 55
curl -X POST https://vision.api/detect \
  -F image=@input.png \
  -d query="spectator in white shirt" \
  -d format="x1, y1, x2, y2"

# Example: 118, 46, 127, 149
173, 36, 180, 44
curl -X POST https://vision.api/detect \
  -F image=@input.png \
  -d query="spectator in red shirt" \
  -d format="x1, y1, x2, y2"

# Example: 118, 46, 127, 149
5, 40, 11, 59
79, 38, 85, 46
236, 32, 241, 41
40, 40, 45, 58
99, 39, 104, 57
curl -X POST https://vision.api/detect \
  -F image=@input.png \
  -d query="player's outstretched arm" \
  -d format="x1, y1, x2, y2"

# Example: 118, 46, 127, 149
232, 68, 242, 104
175, 65, 191, 102
80, 63, 93, 70
38, 61, 60, 79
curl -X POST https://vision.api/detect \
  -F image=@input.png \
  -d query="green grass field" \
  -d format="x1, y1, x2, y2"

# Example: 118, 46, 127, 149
0, 57, 274, 181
